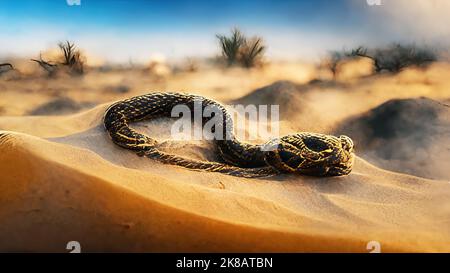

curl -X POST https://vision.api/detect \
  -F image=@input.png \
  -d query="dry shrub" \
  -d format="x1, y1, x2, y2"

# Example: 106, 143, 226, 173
350, 44, 437, 73
59, 41, 84, 74
217, 28, 265, 68
240, 37, 266, 68
31, 40, 85, 77
322, 51, 346, 79
216, 28, 246, 66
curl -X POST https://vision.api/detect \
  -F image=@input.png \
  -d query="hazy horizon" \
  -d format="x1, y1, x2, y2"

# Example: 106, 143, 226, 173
1, 0, 450, 64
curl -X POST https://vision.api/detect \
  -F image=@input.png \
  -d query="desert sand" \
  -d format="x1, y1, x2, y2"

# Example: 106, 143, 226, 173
0, 61, 450, 252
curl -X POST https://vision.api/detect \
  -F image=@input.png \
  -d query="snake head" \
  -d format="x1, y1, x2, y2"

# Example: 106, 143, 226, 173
263, 133, 355, 176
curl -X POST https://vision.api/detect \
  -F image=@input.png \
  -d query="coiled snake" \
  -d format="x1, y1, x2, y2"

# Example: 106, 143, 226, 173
103, 92, 355, 178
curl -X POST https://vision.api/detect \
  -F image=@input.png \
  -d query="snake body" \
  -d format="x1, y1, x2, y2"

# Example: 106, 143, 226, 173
103, 92, 355, 178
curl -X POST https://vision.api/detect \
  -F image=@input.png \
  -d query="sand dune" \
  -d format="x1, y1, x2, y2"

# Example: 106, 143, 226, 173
28, 97, 95, 116
337, 97, 450, 180
1, 102, 450, 252
232, 81, 309, 117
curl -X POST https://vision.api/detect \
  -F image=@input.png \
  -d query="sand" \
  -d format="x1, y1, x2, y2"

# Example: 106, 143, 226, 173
1, 62, 450, 252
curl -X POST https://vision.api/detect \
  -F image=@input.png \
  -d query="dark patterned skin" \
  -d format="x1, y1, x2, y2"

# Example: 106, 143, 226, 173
103, 92, 355, 178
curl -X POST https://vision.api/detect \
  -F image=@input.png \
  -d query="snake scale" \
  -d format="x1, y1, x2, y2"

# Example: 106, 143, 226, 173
103, 92, 355, 178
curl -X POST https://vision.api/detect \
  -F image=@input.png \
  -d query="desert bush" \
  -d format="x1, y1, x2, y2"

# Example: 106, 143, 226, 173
58, 41, 84, 74
349, 44, 437, 73
216, 28, 265, 68
240, 37, 266, 68
323, 51, 347, 79
31, 40, 85, 76
217, 28, 246, 66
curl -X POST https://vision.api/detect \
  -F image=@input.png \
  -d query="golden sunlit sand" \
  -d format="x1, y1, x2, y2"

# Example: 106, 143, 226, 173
0, 60, 449, 252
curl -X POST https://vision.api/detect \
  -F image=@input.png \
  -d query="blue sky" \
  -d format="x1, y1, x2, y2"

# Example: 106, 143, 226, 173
0, 0, 448, 63
0, 0, 358, 31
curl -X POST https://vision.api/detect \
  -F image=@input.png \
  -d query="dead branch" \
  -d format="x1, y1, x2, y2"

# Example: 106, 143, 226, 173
31, 54, 58, 75
0, 63, 14, 69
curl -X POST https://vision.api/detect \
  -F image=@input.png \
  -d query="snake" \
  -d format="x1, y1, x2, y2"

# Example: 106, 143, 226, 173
103, 92, 355, 178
